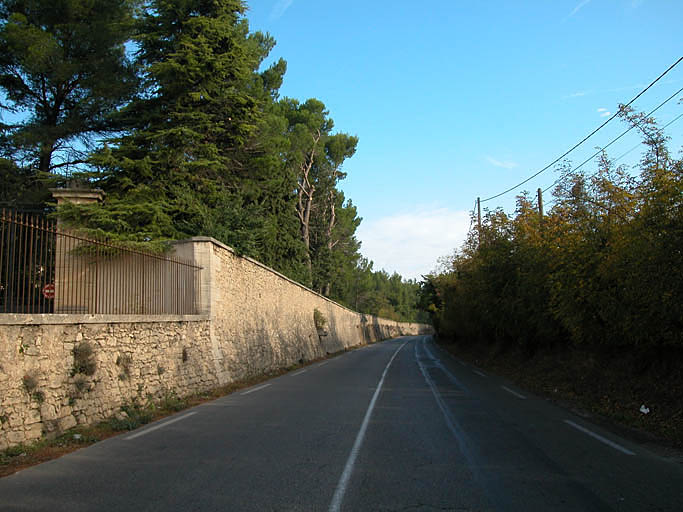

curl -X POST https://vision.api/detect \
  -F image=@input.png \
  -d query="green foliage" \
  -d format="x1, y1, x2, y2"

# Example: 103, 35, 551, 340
109, 392, 187, 431
72, 342, 96, 376
313, 308, 327, 331
0, 0, 138, 175
429, 110, 682, 353
157, 391, 187, 412
109, 401, 153, 431
116, 354, 133, 380
0, 0, 426, 323
332, 257, 429, 323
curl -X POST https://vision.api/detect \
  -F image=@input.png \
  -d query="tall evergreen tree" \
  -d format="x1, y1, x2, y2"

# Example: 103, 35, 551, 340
0, 0, 138, 177
82, 0, 287, 246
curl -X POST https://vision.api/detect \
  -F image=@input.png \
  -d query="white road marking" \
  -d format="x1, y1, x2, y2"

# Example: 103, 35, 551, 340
328, 341, 408, 512
501, 386, 527, 399
240, 383, 272, 395
472, 369, 487, 378
125, 412, 196, 440
421, 340, 469, 392
564, 420, 635, 455
200, 402, 240, 407
291, 369, 307, 376
316, 360, 331, 367
415, 339, 491, 498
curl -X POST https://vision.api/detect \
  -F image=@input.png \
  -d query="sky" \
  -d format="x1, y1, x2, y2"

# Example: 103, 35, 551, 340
246, 0, 682, 280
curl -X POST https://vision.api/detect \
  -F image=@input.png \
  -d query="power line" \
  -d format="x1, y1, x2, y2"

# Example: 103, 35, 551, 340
542, 87, 683, 194
481, 56, 683, 203
612, 111, 683, 164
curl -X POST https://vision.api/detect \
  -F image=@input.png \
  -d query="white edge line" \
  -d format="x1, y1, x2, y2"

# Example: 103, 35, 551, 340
473, 369, 487, 378
316, 360, 331, 367
125, 412, 197, 440
564, 420, 635, 455
291, 369, 307, 376
241, 383, 272, 395
501, 386, 527, 400
328, 341, 408, 512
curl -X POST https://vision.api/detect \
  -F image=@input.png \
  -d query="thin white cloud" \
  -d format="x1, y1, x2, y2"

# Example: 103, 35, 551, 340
597, 108, 611, 117
486, 156, 518, 169
269, 0, 293, 21
357, 208, 471, 280
565, 91, 588, 98
568, 0, 592, 18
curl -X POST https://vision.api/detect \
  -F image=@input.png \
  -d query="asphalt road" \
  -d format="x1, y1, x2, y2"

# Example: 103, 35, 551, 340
1, 335, 682, 511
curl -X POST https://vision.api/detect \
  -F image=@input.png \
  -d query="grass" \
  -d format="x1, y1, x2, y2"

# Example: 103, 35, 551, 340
0, 343, 375, 478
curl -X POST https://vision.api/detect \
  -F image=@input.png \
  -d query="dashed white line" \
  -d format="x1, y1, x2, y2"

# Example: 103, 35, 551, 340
329, 341, 408, 512
240, 383, 272, 395
316, 360, 331, 367
125, 412, 197, 440
291, 369, 307, 376
472, 369, 487, 378
501, 386, 527, 399
564, 420, 635, 455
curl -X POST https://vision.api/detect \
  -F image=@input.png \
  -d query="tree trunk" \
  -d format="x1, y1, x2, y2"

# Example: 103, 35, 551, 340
295, 130, 321, 284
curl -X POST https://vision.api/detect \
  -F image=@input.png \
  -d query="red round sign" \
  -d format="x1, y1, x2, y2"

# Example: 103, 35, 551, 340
42, 283, 55, 300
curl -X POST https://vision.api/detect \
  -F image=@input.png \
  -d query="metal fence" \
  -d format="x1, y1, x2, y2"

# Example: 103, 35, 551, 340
0, 209, 201, 315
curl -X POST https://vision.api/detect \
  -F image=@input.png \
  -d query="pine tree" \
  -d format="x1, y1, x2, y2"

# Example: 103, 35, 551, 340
0, 0, 138, 177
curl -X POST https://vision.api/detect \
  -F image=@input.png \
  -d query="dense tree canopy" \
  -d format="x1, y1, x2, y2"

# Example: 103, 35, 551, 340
0, 0, 426, 323
422, 107, 682, 351
0, 0, 138, 175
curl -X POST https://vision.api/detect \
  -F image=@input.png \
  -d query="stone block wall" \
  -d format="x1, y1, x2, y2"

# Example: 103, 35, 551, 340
0, 316, 211, 451
184, 237, 430, 385
0, 237, 431, 450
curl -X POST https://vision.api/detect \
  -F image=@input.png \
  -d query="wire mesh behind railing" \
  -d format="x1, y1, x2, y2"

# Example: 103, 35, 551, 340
0, 209, 202, 315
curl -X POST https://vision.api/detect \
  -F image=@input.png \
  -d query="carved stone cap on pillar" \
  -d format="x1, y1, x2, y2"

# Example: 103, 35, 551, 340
50, 188, 105, 206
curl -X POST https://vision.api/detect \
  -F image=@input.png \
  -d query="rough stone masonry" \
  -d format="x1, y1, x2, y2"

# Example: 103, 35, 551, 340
0, 237, 431, 450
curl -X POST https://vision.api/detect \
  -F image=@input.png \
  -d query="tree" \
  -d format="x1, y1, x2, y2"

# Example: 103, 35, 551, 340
79, 0, 287, 246
0, 0, 138, 176
280, 98, 330, 283
279, 98, 360, 289
317, 134, 358, 295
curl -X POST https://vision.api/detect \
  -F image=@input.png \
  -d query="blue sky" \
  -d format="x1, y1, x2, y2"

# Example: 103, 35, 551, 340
246, 0, 682, 279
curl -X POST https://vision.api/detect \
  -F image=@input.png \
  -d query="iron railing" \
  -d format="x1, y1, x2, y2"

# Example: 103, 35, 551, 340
0, 209, 201, 315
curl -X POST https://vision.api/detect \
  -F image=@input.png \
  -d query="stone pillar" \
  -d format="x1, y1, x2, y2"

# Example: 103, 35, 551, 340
50, 188, 104, 210
49, 188, 104, 314
170, 237, 212, 316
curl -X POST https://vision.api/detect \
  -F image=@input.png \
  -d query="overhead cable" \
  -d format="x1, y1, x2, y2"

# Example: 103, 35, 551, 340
481, 56, 683, 203
612, 111, 683, 164
542, 87, 683, 194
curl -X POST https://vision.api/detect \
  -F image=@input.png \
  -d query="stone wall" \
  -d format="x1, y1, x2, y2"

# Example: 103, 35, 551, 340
0, 315, 211, 450
176, 237, 430, 385
0, 237, 431, 450
200, 238, 428, 384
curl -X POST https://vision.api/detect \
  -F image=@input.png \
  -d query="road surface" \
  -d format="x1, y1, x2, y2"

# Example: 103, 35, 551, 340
1, 335, 682, 511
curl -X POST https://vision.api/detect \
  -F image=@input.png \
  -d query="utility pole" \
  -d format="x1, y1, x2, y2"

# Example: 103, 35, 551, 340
537, 188, 544, 219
